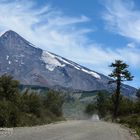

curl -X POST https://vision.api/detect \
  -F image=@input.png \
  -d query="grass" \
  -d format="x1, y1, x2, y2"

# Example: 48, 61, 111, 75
136, 127, 140, 137
119, 114, 140, 137
103, 114, 140, 137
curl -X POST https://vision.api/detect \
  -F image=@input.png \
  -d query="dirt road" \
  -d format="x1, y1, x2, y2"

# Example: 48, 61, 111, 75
0, 120, 137, 140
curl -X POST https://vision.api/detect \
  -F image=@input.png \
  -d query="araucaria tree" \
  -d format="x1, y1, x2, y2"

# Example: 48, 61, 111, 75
109, 60, 133, 118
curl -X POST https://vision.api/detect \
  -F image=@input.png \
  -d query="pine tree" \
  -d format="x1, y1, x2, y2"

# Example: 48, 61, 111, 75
108, 60, 133, 118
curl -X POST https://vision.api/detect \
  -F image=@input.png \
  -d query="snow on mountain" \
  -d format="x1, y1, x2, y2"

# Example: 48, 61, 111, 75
41, 51, 65, 71
81, 68, 101, 79
42, 51, 101, 79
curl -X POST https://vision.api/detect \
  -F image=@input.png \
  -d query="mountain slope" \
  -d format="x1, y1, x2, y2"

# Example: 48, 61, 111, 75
0, 30, 137, 96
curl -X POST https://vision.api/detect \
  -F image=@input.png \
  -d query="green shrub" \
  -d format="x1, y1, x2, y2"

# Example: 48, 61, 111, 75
85, 91, 112, 118
119, 114, 140, 134
118, 97, 134, 116
85, 103, 96, 115
43, 91, 64, 117
20, 91, 43, 117
0, 75, 65, 127
0, 100, 20, 127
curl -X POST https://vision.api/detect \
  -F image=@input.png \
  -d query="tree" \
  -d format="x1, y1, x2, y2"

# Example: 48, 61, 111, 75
108, 60, 133, 118
43, 91, 64, 117
85, 91, 112, 118
85, 103, 96, 115
96, 91, 111, 118
0, 74, 19, 102
136, 88, 140, 98
134, 88, 140, 113
20, 90, 43, 117
0, 75, 21, 127
0, 75, 65, 127
118, 96, 134, 116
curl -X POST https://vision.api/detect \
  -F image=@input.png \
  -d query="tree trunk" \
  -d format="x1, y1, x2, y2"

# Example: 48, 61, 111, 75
113, 78, 121, 118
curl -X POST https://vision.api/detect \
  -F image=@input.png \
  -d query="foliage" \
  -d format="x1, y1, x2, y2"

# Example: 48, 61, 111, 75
118, 95, 140, 137
0, 74, 20, 102
96, 91, 112, 117
120, 114, 140, 127
0, 75, 64, 127
136, 88, 140, 98
85, 103, 96, 115
118, 96, 135, 116
85, 90, 140, 137
0, 100, 20, 127
135, 100, 140, 113
43, 90, 64, 117
85, 91, 112, 118
119, 114, 140, 136
85, 60, 139, 136
20, 90, 43, 117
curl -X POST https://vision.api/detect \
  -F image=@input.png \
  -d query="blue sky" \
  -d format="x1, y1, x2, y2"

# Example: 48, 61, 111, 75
0, 0, 140, 88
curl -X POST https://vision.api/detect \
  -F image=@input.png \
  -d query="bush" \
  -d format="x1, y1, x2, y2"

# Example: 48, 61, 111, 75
43, 91, 64, 117
96, 91, 112, 117
0, 74, 19, 101
0, 101, 20, 127
85, 91, 112, 118
118, 97, 134, 116
120, 114, 140, 127
20, 91, 43, 117
85, 103, 96, 115
136, 88, 140, 98
0, 75, 65, 127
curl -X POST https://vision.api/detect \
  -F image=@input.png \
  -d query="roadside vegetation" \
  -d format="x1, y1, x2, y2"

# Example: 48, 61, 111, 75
0, 74, 64, 127
85, 60, 140, 136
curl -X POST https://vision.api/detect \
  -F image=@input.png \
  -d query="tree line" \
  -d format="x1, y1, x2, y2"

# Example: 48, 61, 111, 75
0, 74, 64, 127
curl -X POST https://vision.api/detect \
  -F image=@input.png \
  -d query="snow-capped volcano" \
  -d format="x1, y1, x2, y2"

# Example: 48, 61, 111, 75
0, 30, 136, 96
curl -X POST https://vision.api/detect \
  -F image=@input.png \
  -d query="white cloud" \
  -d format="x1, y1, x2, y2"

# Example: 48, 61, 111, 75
103, 0, 140, 42
127, 42, 136, 49
0, 0, 140, 76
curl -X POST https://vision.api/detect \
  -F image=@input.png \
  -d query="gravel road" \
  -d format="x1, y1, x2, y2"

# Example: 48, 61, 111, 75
0, 120, 137, 140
